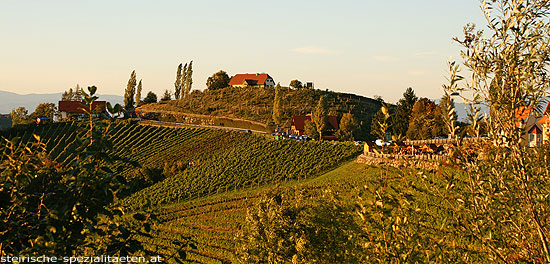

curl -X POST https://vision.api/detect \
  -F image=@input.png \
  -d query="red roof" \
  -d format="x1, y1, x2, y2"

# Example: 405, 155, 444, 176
291, 114, 338, 132
538, 115, 549, 125
59, 101, 106, 114
229, 73, 272, 86
291, 115, 312, 132
514, 106, 535, 127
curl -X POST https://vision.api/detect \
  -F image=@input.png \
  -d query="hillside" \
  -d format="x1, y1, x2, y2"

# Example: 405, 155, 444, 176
137, 86, 382, 140
123, 161, 485, 263
0, 90, 123, 114
1, 120, 361, 202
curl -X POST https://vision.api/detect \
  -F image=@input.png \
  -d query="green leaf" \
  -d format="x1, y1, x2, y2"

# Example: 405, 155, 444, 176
88, 86, 97, 96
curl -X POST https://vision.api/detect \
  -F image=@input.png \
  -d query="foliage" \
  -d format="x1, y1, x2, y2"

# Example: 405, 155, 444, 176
106, 102, 123, 119
173, 61, 193, 99
61, 85, 83, 101
272, 83, 283, 126
10, 107, 30, 125
206, 70, 230, 90
406, 98, 444, 139
174, 63, 183, 100
304, 120, 318, 140
238, 188, 361, 264
356, 172, 442, 263
30, 103, 57, 121
314, 95, 329, 140
289, 79, 303, 89
438, 0, 550, 261
124, 70, 137, 111
161, 89, 171, 101
392, 87, 417, 138
184, 61, 193, 97
336, 112, 358, 141
143, 91, 157, 104
135, 80, 142, 107
370, 105, 390, 140
0, 86, 151, 256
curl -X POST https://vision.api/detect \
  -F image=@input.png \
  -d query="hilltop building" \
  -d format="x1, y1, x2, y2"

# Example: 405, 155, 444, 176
290, 113, 339, 140
228, 73, 275, 88
58, 101, 107, 119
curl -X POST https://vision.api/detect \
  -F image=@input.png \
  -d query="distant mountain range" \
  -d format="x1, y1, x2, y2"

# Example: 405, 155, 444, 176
0, 90, 123, 114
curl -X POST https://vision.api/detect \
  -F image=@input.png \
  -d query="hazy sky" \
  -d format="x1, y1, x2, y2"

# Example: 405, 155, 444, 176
0, 0, 486, 103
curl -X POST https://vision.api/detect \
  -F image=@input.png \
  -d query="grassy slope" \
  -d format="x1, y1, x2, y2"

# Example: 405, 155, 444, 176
138, 86, 382, 140
131, 161, 485, 264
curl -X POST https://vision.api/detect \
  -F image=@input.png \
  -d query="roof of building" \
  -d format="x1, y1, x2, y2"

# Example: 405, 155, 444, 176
59, 101, 106, 114
291, 114, 338, 131
229, 73, 272, 86
515, 106, 534, 123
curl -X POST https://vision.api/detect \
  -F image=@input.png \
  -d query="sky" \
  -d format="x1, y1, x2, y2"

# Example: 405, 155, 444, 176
0, 0, 487, 103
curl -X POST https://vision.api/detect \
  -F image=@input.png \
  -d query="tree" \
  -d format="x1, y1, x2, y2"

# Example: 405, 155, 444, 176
406, 98, 444, 140
392, 87, 417, 137
174, 63, 183, 100
272, 83, 283, 126
142, 91, 157, 104
184, 60, 193, 97
437, 1, 550, 261
314, 95, 329, 140
239, 188, 361, 263
289, 79, 303, 89
304, 120, 318, 140
336, 112, 358, 141
10, 107, 30, 125
0, 86, 154, 256
135, 80, 142, 107
370, 105, 390, 140
30, 103, 57, 120
61, 88, 74, 101
206, 70, 230, 90
161, 89, 171, 101
124, 70, 137, 111
73, 85, 83, 101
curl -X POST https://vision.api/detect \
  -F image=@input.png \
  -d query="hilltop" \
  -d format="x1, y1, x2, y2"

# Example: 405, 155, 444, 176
137, 86, 382, 139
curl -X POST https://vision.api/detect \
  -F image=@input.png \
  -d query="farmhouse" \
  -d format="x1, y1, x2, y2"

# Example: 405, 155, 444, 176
290, 113, 339, 140
228, 73, 275, 88
58, 101, 107, 119
516, 103, 550, 147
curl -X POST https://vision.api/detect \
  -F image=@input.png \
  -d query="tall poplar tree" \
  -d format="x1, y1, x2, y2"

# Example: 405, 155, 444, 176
174, 63, 183, 100
124, 70, 137, 110
314, 95, 329, 140
136, 80, 142, 107
272, 83, 283, 126
184, 61, 193, 97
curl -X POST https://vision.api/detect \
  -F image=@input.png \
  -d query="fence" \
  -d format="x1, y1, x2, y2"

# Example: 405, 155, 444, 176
404, 136, 487, 146
363, 151, 445, 161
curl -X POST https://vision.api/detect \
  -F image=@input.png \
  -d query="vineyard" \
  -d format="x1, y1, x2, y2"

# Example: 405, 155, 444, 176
1, 121, 491, 262
1, 122, 361, 201
124, 162, 484, 263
